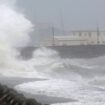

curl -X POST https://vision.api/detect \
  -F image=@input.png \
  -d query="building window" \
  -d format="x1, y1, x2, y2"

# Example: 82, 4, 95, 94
91, 41, 94, 44
88, 32, 91, 37
97, 41, 100, 44
79, 32, 82, 36
84, 32, 87, 36
73, 32, 75, 36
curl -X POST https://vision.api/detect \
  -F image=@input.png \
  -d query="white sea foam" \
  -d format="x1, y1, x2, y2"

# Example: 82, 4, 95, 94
27, 47, 83, 80
15, 79, 82, 98
51, 101, 105, 105
15, 78, 105, 105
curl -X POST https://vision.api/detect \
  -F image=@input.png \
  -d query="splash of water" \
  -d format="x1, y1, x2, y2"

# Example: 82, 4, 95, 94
0, 0, 40, 78
0, 1, 33, 47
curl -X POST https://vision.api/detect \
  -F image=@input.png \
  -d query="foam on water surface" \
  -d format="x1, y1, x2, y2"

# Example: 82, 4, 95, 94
15, 78, 105, 105
51, 101, 105, 105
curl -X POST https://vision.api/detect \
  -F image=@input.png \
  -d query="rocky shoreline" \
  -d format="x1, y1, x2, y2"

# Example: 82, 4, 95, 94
0, 77, 72, 105
0, 83, 48, 105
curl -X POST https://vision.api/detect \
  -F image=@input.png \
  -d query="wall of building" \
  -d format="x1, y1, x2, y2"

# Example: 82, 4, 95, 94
99, 32, 105, 44
42, 31, 105, 46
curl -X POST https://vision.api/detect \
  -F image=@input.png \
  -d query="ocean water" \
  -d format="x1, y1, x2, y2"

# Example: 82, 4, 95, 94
13, 47, 105, 105
0, 0, 105, 105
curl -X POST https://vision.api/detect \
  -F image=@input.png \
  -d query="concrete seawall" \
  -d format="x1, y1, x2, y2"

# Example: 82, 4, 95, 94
19, 45, 105, 59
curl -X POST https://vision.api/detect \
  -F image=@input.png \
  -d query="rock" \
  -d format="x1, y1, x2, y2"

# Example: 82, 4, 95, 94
0, 83, 47, 105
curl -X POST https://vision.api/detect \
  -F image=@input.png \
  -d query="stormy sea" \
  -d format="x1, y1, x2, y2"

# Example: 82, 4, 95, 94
1, 0, 105, 105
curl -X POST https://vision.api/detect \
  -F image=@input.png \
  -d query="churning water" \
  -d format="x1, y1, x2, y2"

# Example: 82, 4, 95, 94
15, 47, 105, 105
1, 0, 105, 105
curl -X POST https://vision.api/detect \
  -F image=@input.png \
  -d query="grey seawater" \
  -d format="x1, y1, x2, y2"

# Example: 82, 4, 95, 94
0, 76, 76, 104
0, 76, 44, 87
19, 45, 105, 78
5, 45, 105, 104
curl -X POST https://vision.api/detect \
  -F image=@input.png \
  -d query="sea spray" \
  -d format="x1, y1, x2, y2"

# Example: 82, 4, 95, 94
0, 0, 42, 78
28, 47, 82, 80
0, 2, 33, 47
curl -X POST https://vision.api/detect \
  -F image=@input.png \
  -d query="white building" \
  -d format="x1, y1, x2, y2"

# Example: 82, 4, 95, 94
41, 31, 105, 46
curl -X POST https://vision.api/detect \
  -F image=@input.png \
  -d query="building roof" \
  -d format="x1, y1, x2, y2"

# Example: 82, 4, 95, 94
70, 30, 105, 32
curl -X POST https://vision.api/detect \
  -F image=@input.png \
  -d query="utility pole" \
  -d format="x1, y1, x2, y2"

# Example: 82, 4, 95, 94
96, 24, 100, 44
52, 26, 55, 46
59, 7, 65, 35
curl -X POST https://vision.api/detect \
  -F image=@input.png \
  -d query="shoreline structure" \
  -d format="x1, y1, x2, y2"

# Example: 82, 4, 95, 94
0, 83, 47, 105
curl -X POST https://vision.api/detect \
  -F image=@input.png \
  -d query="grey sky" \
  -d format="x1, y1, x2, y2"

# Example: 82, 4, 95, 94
17, 0, 105, 30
